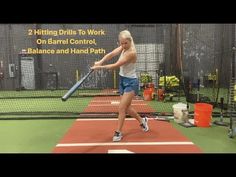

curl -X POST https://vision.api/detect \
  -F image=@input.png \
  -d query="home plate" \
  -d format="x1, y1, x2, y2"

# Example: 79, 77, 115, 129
111, 101, 120, 105
108, 149, 134, 153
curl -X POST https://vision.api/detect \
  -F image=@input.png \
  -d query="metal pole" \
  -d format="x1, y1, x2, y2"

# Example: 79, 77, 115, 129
229, 24, 236, 138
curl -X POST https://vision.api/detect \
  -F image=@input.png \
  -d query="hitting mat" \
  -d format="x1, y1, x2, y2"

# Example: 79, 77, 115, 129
53, 118, 202, 153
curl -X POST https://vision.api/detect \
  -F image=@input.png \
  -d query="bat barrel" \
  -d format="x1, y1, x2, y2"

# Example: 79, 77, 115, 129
61, 69, 93, 101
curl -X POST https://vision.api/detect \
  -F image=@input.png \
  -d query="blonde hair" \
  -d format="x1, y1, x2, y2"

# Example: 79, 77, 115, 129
119, 30, 136, 51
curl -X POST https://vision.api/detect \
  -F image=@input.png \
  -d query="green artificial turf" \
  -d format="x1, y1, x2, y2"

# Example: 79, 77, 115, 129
0, 119, 75, 153
172, 121, 236, 153
147, 99, 236, 153
0, 97, 92, 119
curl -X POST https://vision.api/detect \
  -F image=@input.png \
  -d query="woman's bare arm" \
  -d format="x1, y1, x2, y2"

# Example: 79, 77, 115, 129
95, 46, 123, 66
92, 51, 136, 70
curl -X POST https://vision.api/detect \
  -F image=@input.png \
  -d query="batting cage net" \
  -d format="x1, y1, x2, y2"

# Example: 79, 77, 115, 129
0, 24, 233, 119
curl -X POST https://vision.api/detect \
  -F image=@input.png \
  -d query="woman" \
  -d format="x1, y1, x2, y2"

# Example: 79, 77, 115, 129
91, 30, 149, 142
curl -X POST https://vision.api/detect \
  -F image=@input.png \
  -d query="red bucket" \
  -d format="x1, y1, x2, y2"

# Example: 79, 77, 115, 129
194, 103, 213, 127
145, 83, 155, 98
143, 88, 152, 101
145, 83, 154, 88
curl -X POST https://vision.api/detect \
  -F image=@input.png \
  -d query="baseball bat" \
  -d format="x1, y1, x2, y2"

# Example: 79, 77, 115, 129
61, 69, 94, 101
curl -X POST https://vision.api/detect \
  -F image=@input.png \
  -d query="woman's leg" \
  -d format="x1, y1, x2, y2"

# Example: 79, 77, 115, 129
116, 91, 134, 132
127, 106, 143, 124
127, 105, 149, 132
113, 90, 149, 141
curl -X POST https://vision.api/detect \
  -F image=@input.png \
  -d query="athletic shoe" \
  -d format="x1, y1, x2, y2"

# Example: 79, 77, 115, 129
112, 131, 123, 142
140, 117, 149, 132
